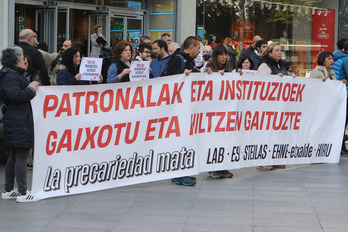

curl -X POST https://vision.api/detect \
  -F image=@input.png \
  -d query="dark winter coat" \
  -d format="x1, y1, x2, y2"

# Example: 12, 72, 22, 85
259, 55, 288, 75
0, 66, 36, 148
18, 42, 50, 85
56, 64, 100, 85
237, 45, 255, 65
226, 45, 237, 70
107, 58, 134, 83
163, 48, 200, 76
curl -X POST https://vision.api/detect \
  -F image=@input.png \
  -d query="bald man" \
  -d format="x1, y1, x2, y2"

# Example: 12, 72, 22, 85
237, 35, 262, 66
18, 29, 50, 85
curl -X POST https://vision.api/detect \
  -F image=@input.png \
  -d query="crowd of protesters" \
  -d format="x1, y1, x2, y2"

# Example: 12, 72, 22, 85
1, 25, 348, 202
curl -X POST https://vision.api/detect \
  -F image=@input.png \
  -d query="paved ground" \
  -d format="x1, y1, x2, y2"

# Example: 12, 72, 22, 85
1, 156, 348, 232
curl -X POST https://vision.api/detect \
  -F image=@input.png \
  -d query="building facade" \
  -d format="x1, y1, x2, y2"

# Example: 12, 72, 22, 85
0, 0, 343, 74
0, 0, 196, 55
196, 0, 340, 76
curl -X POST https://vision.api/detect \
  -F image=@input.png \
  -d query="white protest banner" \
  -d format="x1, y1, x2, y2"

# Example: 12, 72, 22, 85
79, 57, 103, 81
129, 61, 150, 82
31, 73, 346, 199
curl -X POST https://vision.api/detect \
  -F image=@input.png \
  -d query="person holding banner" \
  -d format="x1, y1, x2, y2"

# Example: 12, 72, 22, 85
205, 44, 232, 76
309, 51, 337, 81
107, 40, 135, 83
257, 42, 288, 77
204, 44, 234, 179
57, 48, 102, 85
0, 47, 40, 202
333, 40, 348, 153
257, 42, 288, 170
236, 57, 256, 76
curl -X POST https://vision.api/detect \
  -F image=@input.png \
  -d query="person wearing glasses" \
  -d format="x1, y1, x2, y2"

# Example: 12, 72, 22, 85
17, 29, 50, 85
136, 42, 153, 62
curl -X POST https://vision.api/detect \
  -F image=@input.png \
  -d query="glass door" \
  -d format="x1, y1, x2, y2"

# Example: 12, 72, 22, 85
35, 7, 58, 53
126, 17, 143, 49
110, 16, 126, 47
88, 13, 110, 57
57, 7, 70, 52
110, 14, 143, 49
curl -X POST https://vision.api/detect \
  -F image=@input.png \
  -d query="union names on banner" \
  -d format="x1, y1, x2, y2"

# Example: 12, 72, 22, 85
30, 73, 346, 199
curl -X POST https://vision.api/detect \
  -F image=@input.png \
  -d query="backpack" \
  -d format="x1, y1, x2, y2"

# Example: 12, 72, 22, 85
161, 53, 186, 76
101, 56, 116, 84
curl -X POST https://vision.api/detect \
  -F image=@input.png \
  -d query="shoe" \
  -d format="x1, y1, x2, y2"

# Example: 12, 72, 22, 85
221, 170, 233, 178
171, 177, 196, 186
256, 166, 273, 171
188, 176, 196, 181
2, 189, 20, 200
273, 165, 286, 169
209, 171, 223, 179
16, 191, 40, 203
27, 164, 33, 169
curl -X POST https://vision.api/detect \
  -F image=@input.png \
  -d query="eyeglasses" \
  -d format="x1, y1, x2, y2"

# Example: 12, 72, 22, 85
143, 51, 151, 54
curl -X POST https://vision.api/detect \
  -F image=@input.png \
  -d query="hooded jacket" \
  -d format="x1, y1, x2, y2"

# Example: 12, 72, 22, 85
332, 50, 348, 98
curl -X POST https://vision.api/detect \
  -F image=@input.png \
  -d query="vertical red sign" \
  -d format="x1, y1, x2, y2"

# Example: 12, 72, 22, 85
311, 9, 335, 69
233, 19, 254, 49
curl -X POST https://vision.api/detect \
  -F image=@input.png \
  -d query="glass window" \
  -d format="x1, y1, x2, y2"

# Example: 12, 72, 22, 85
196, 1, 336, 77
104, 0, 148, 10
58, 0, 101, 4
149, 0, 175, 42
15, 4, 36, 43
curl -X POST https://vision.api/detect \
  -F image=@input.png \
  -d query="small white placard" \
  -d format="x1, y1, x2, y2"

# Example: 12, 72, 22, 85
129, 61, 150, 82
79, 57, 103, 81
195, 51, 203, 67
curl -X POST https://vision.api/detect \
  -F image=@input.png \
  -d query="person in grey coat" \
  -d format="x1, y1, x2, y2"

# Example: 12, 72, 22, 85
90, 25, 107, 58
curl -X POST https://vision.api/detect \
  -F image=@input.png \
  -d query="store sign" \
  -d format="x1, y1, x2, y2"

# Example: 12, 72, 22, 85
30, 73, 345, 200
18, 16, 25, 31
311, 9, 335, 69
233, 19, 254, 49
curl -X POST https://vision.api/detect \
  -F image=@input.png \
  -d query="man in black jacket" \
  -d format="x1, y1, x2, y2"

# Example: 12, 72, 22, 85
162, 36, 201, 187
163, 36, 201, 77
237, 35, 262, 66
17, 29, 50, 85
